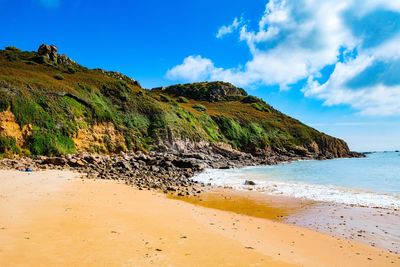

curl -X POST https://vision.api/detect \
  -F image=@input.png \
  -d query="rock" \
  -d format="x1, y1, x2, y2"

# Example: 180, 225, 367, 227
38, 44, 58, 63
57, 54, 75, 66
219, 165, 230, 170
41, 157, 67, 166
68, 158, 86, 168
171, 159, 196, 169
244, 180, 256, 186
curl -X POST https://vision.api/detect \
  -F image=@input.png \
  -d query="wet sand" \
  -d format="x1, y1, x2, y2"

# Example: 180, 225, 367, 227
0, 170, 399, 266
170, 188, 315, 220
286, 202, 400, 254
179, 188, 400, 254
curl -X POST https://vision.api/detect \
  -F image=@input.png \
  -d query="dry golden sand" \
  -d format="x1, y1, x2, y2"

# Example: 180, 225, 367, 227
0, 170, 399, 267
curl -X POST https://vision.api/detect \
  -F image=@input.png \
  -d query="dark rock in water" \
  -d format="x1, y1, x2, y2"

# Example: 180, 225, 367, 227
219, 166, 230, 170
244, 180, 256, 186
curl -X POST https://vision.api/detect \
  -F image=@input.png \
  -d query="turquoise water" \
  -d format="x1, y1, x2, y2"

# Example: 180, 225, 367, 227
242, 152, 400, 194
194, 152, 400, 208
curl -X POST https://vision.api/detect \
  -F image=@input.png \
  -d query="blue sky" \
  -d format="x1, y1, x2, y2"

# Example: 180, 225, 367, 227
1, 0, 400, 151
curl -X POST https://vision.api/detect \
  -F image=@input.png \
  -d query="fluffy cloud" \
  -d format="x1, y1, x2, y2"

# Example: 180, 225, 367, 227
216, 17, 241, 38
166, 0, 400, 115
166, 56, 215, 81
304, 36, 400, 116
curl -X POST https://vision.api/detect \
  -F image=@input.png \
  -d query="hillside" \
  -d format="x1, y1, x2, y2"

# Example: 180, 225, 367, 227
0, 45, 356, 159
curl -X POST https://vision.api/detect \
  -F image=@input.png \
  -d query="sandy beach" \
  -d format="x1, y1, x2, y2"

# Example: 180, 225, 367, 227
0, 170, 399, 267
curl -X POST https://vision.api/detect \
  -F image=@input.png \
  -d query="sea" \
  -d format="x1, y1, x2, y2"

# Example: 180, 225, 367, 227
193, 151, 400, 209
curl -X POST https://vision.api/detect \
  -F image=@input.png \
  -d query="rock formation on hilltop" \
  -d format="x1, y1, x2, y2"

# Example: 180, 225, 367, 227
37, 44, 75, 66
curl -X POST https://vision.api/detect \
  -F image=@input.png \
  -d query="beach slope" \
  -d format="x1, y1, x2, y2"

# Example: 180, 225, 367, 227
0, 170, 398, 267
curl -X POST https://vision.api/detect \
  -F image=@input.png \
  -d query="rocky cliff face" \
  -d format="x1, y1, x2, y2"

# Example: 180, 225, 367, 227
0, 45, 359, 159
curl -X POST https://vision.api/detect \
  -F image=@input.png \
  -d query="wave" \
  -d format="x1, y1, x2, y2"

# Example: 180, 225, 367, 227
193, 169, 400, 209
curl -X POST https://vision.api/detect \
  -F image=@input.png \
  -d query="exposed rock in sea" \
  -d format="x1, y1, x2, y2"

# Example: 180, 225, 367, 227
244, 180, 256, 186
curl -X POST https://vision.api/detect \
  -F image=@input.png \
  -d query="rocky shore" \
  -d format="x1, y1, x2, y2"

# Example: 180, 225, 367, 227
0, 144, 363, 196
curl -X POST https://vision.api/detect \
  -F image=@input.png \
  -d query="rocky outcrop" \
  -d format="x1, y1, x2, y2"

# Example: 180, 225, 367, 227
37, 44, 75, 65
38, 44, 58, 63
155, 82, 248, 102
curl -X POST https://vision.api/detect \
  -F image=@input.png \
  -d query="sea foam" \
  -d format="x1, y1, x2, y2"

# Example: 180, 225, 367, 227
193, 168, 400, 209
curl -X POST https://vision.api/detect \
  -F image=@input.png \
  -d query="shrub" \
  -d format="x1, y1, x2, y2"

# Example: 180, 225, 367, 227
192, 104, 207, 112
28, 130, 58, 156
33, 55, 49, 64
251, 103, 270, 112
159, 94, 171, 102
177, 96, 189, 103
28, 129, 75, 156
0, 91, 11, 112
67, 66, 77, 74
54, 73, 64, 80
212, 116, 248, 148
0, 135, 20, 155
5, 46, 21, 52
241, 95, 261, 104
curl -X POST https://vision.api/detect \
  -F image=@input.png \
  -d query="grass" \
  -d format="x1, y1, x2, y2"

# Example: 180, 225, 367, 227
0, 46, 349, 157
192, 104, 207, 112
0, 135, 20, 157
54, 73, 64, 80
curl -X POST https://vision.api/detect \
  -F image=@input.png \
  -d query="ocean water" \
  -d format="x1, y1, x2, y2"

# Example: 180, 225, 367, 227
194, 152, 400, 209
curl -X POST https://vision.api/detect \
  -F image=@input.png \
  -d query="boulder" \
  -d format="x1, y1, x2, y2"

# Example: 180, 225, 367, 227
41, 157, 67, 166
244, 180, 256, 186
38, 44, 58, 63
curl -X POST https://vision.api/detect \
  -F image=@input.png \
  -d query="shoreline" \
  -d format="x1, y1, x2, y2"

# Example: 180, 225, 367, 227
175, 187, 400, 254
1, 170, 399, 266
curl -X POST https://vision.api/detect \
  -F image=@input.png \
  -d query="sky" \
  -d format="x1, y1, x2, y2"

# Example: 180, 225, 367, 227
1, 0, 400, 151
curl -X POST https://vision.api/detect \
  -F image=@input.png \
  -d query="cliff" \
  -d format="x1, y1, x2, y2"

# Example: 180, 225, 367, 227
0, 45, 357, 159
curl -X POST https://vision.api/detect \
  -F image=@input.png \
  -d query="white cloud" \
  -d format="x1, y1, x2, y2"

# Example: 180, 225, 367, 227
166, 56, 215, 82
167, 0, 400, 115
304, 51, 400, 116
216, 17, 241, 39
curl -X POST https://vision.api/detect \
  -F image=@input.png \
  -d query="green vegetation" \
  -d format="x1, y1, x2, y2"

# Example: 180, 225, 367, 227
0, 136, 20, 157
0, 46, 350, 157
159, 94, 172, 102
176, 96, 189, 103
192, 104, 207, 112
251, 103, 270, 112
54, 73, 64, 80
